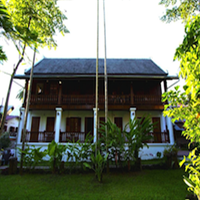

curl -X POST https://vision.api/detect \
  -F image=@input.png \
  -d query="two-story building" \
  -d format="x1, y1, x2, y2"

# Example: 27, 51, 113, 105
14, 58, 177, 159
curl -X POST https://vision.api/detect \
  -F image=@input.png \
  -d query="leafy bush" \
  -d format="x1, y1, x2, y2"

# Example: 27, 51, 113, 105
180, 148, 200, 200
99, 118, 125, 168
124, 115, 154, 170
0, 132, 10, 150
19, 145, 46, 172
84, 150, 108, 183
47, 140, 67, 174
163, 145, 179, 169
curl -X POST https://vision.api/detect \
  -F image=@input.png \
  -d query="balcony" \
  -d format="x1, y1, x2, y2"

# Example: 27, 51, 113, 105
22, 131, 55, 143
21, 131, 169, 143
30, 94, 162, 106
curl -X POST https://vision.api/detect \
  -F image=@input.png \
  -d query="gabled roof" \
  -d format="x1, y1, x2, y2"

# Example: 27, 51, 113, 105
25, 58, 167, 76
6, 115, 19, 121
14, 58, 178, 80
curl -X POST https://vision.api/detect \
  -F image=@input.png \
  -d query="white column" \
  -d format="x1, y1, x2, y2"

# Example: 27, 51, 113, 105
161, 115, 167, 131
17, 107, 25, 144
55, 108, 62, 143
130, 107, 136, 121
166, 116, 175, 144
93, 108, 99, 143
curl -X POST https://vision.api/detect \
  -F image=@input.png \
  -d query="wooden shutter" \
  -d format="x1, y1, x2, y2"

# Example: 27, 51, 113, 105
46, 117, 55, 132
30, 117, 40, 142
66, 117, 81, 132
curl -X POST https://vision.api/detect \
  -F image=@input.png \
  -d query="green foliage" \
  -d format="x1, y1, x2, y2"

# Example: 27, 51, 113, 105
0, 46, 7, 62
159, 0, 199, 22
78, 133, 94, 168
16, 88, 24, 101
162, 16, 200, 144
99, 118, 125, 168
0, 132, 10, 149
161, 1, 200, 197
124, 115, 154, 161
84, 150, 108, 183
180, 148, 200, 199
66, 142, 80, 171
19, 145, 46, 172
0, 0, 12, 62
156, 151, 162, 158
4, 0, 69, 48
47, 140, 67, 173
163, 145, 179, 169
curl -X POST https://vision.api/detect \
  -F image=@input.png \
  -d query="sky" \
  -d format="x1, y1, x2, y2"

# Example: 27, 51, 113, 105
0, 0, 185, 115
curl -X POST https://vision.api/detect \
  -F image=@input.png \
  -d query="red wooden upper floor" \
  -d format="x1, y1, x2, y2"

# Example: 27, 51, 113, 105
23, 78, 165, 110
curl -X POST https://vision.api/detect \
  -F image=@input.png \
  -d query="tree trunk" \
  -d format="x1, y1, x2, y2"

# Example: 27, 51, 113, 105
0, 57, 24, 135
103, 0, 109, 173
20, 47, 36, 175
0, 16, 32, 136
95, 0, 99, 156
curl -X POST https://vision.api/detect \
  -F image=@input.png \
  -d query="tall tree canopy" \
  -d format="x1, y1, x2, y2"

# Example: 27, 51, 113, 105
161, 1, 200, 145
5, 0, 69, 48
0, 0, 12, 62
0, 0, 68, 134
160, 0, 200, 22
160, 1, 200, 198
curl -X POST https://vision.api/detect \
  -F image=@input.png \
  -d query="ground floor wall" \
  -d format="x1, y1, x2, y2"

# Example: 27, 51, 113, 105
16, 107, 175, 160
22, 109, 170, 135
15, 142, 173, 161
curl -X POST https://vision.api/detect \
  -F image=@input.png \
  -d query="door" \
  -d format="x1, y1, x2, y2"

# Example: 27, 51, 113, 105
46, 117, 55, 132
66, 117, 81, 142
152, 117, 161, 142
46, 117, 55, 142
114, 117, 123, 131
66, 117, 81, 132
30, 117, 40, 142
85, 117, 93, 138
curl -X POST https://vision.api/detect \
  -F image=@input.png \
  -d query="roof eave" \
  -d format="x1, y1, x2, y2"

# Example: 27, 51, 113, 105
14, 74, 176, 80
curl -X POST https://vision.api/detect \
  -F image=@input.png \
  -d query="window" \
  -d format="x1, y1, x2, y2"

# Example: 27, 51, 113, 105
9, 126, 15, 132
66, 117, 81, 132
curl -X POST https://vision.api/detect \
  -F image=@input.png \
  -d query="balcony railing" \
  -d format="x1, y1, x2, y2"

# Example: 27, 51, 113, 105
59, 132, 85, 143
30, 94, 162, 106
30, 95, 58, 105
22, 131, 55, 142
22, 131, 169, 143
143, 132, 169, 143
134, 95, 161, 105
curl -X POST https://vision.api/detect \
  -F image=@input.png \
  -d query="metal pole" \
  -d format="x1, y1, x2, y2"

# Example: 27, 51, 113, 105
103, 0, 109, 172
95, 0, 99, 155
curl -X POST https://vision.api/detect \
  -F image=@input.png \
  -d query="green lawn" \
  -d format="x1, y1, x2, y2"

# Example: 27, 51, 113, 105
0, 169, 188, 200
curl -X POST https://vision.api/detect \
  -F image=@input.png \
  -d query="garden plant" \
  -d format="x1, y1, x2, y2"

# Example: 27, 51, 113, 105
160, 0, 200, 198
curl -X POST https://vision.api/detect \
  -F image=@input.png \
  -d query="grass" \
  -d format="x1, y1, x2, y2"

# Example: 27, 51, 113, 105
141, 158, 164, 165
0, 169, 188, 200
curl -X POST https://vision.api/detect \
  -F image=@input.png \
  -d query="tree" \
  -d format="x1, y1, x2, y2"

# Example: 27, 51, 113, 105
0, 0, 12, 62
95, 0, 99, 155
159, 0, 200, 22
160, 1, 200, 198
0, 0, 68, 135
103, 0, 109, 172
99, 118, 125, 168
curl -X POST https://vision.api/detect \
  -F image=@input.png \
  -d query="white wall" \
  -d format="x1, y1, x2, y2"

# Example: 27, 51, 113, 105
6, 117, 19, 131
26, 109, 167, 134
